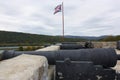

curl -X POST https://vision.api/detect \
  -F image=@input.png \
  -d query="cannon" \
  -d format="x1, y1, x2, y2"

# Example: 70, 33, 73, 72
60, 44, 85, 49
117, 41, 120, 50
1, 48, 120, 80
60, 41, 94, 50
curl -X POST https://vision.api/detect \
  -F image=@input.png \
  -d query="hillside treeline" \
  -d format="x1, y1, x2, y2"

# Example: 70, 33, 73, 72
0, 31, 85, 46
0, 31, 120, 46
100, 35, 120, 41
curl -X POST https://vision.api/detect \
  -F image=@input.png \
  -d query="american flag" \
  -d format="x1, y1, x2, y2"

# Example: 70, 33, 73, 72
54, 4, 62, 14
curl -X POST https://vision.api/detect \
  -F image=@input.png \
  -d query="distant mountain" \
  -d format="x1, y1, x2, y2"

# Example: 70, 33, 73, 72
65, 35, 108, 40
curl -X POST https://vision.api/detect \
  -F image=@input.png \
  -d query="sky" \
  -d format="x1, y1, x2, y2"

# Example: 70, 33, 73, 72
0, 0, 120, 36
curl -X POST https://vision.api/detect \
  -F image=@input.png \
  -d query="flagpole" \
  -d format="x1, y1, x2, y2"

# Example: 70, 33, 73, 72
62, 2, 64, 41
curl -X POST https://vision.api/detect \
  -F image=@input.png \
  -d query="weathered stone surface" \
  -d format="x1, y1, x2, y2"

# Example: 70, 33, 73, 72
78, 42, 116, 48
0, 54, 48, 80
36, 45, 60, 51
93, 42, 116, 48
48, 65, 55, 80
36, 45, 60, 80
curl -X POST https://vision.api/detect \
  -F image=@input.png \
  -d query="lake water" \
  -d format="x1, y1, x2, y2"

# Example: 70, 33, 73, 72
0, 46, 19, 50
0, 46, 41, 50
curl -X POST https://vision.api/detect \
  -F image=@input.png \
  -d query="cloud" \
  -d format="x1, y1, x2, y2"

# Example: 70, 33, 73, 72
0, 0, 120, 36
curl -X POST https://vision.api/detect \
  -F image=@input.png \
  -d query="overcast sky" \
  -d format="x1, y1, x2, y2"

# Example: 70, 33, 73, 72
0, 0, 120, 36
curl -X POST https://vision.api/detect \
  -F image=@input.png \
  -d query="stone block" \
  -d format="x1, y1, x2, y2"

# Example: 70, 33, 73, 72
0, 54, 48, 80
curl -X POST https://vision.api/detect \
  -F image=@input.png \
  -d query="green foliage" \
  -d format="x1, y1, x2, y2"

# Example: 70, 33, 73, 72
18, 46, 43, 51
24, 46, 33, 51
100, 35, 120, 41
18, 46, 24, 51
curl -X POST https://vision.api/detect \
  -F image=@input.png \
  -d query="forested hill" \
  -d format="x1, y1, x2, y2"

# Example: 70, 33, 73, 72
100, 35, 120, 41
0, 30, 119, 46
0, 31, 85, 46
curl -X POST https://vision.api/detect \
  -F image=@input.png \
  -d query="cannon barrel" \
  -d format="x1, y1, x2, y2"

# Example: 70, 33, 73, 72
117, 41, 120, 50
60, 44, 84, 49
60, 42, 84, 50
60, 41, 94, 49
1, 48, 118, 67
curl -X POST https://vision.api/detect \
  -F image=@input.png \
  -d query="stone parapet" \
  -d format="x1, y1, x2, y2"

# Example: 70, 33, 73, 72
0, 54, 48, 80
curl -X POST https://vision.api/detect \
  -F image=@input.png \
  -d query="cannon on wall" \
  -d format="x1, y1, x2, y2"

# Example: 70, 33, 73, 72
117, 41, 120, 50
1, 48, 120, 80
60, 41, 94, 50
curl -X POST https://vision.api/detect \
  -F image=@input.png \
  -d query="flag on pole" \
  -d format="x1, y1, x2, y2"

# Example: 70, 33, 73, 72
54, 4, 62, 14
54, 2, 65, 41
